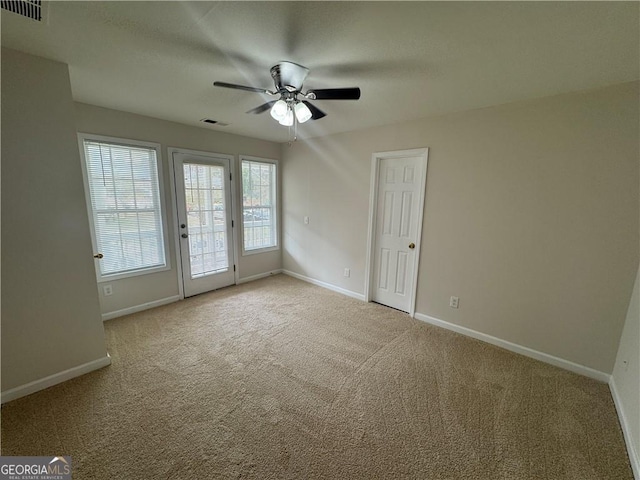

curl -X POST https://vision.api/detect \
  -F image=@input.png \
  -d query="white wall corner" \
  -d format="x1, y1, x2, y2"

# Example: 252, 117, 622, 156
102, 295, 180, 321
282, 270, 366, 301
413, 313, 611, 383
1, 354, 112, 404
610, 376, 640, 480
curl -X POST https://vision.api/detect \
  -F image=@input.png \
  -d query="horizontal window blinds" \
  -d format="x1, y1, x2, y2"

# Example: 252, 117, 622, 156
83, 140, 166, 277
241, 159, 277, 251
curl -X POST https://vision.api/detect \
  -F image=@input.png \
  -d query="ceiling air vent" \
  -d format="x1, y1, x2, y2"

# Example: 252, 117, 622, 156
200, 119, 229, 126
1, 0, 43, 21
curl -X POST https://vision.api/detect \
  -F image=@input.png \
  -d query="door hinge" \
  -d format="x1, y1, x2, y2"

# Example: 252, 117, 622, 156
233, 265, 236, 272
230, 173, 232, 181
232, 220, 234, 228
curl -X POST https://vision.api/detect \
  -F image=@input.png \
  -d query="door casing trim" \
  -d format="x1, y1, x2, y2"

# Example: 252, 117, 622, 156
364, 148, 429, 316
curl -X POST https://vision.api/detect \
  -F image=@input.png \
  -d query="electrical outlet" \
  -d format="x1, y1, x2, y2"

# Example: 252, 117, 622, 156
304, 216, 310, 225
103, 285, 113, 296
344, 268, 350, 277
449, 296, 459, 308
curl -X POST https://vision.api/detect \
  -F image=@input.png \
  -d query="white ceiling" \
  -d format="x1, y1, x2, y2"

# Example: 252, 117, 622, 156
2, 1, 638, 143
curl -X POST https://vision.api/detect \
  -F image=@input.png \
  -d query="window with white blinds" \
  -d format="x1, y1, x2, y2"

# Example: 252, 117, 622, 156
240, 157, 278, 254
80, 135, 168, 280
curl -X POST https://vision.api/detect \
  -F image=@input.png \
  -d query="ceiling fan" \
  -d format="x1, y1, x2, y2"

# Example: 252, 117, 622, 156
214, 61, 360, 126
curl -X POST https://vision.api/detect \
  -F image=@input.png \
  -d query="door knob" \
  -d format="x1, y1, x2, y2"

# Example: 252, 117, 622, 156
93, 253, 103, 259
181, 233, 188, 238
408, 243, 415, 249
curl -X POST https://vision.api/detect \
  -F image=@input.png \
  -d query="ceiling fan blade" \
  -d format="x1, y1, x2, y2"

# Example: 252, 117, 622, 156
213, 81, 269, 94
246, 101, 276, 114
302, 101, 326, 120
308, 87, 361, 100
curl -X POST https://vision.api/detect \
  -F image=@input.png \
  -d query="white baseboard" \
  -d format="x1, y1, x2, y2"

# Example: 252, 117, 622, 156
610, 377, 640, 480
414, 313, 610, 383
237, 269, 283, 285
1, 354, 112, 404
102, 295, 180, 321
282, 270, 366, 301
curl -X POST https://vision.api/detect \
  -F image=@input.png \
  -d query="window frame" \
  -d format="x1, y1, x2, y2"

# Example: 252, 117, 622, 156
239, 155, 279, 256
78, 133, 171, 282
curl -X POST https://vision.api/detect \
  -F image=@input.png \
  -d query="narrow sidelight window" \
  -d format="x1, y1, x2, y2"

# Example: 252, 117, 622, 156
240, 156, 278, 254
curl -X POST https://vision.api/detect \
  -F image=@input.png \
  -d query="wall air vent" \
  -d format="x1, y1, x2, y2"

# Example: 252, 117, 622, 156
1, 0, 43, 21
200, 119, 229, 126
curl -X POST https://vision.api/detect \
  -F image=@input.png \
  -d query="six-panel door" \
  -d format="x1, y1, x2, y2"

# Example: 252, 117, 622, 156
372, 155, 424, 312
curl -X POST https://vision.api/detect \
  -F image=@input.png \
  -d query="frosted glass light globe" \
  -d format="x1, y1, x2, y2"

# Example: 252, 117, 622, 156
270, 100, 288, 121
294, 102, 312, 123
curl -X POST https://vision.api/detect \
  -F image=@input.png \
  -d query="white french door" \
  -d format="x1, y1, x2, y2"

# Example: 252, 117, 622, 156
172, 151, 235, 297
368, 149, 428, 314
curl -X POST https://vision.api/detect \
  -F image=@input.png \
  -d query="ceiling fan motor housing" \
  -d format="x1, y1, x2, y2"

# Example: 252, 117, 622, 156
270, 61, 310, 94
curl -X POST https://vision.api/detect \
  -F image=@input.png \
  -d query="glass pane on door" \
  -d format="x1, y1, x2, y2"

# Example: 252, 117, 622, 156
183, 163, 228, 278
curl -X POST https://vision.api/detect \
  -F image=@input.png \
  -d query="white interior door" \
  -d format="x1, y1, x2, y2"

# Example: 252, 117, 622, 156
370, 151, 428, 313
173, 152, 235, 297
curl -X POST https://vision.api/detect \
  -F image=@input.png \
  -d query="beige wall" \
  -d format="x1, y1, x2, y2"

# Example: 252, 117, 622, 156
282, 82, 639, 373
1, 49, 108, 391
612, 266, 639, 474
74, 103, 282, 314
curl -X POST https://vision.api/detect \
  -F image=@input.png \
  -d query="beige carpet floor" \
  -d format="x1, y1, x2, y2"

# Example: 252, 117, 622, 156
1, 274, 633, 479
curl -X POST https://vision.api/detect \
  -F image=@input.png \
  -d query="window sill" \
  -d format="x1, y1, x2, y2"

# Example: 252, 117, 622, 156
96, 263, 171, 283
241, 245, 280, 257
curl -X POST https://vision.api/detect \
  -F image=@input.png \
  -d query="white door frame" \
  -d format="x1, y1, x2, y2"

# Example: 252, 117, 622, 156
364, 148, 429, 317
168, 147, 240, 299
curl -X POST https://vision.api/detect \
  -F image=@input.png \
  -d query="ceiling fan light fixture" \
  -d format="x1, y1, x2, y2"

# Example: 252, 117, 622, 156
294, 102, 312, 123
278, 108, 294, 127
270, 99, 288, 121
214, 61, 360, 132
